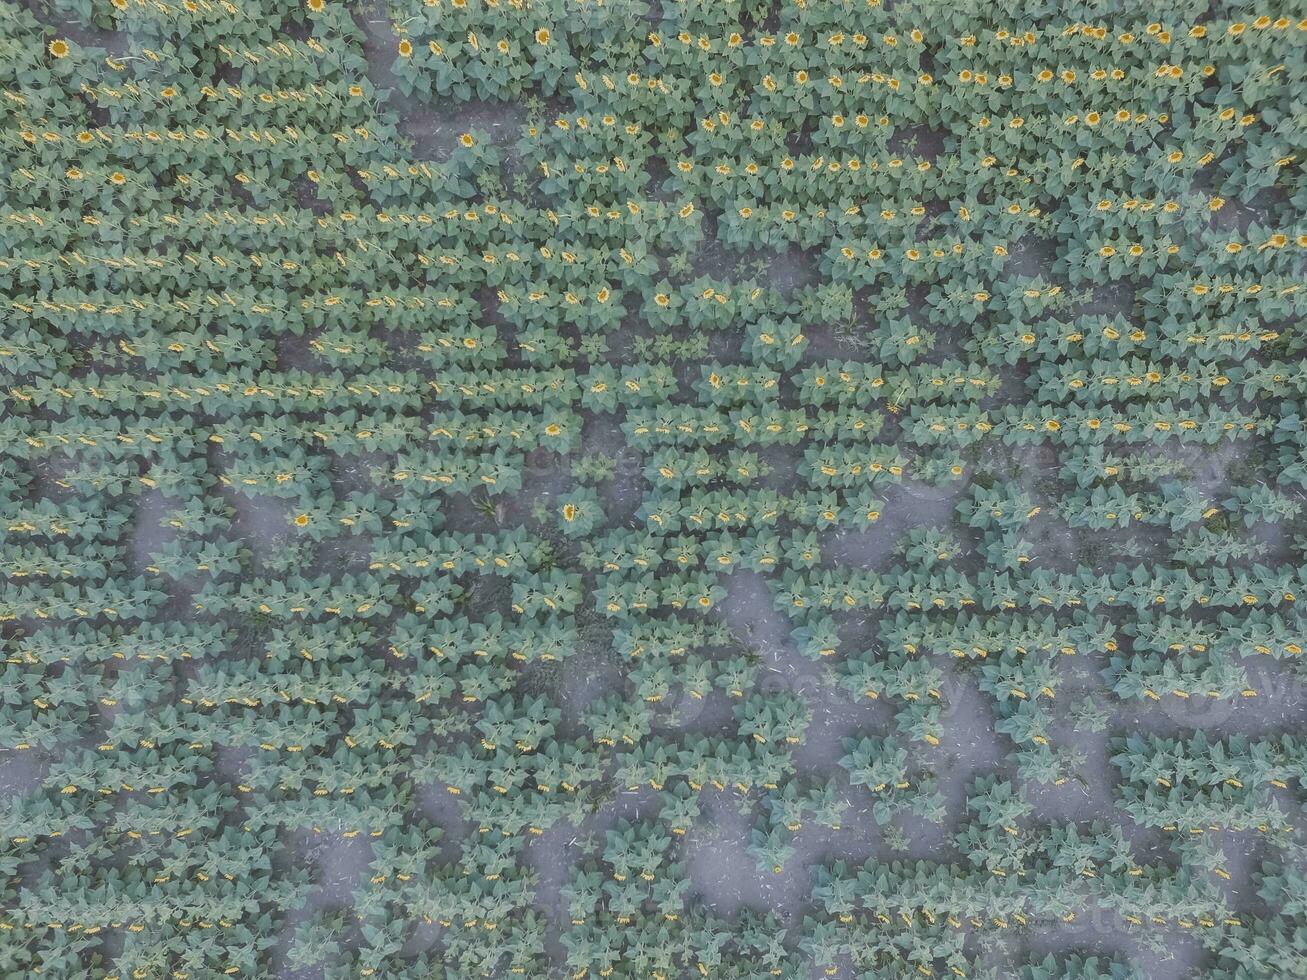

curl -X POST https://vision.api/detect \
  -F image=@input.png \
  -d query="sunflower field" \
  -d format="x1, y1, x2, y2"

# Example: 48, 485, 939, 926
1, 0, 1306, 977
